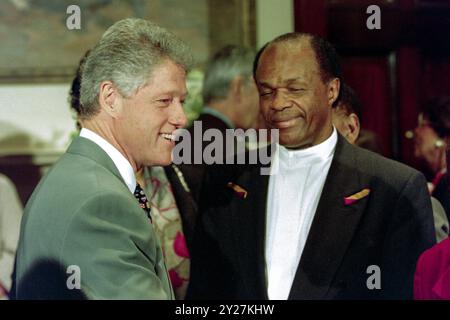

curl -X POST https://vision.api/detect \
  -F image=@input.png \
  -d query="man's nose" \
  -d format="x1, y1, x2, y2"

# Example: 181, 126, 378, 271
271, 90, 291, 111
171, 100, 188, 128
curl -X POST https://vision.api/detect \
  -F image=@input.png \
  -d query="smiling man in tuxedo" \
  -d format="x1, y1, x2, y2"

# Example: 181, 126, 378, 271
187, 33, 435, 300
15, 18, 192, 299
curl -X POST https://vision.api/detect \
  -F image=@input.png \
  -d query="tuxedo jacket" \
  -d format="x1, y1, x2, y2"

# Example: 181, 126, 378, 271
15, 137, 173, 299
187, 134, 436, 300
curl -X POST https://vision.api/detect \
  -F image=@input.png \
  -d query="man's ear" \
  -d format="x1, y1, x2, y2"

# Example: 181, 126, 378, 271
98, 81, 122, 118
328, 78, 340, 107
346, 113, 361, 144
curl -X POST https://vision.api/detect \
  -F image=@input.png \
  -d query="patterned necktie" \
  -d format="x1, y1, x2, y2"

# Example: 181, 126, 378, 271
134, 183, 152, 222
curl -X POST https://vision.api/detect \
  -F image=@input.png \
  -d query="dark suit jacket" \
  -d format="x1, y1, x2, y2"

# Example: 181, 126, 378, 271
187, 134, 436, 300
177, 112, 232, 246
179, 112, 232, 201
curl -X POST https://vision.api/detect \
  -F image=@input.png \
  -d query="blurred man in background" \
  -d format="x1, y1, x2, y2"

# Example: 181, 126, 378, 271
332, 83, 382, 153
331, 83, 361, 145
179, 45, 260, 208
199, 45, 260, 132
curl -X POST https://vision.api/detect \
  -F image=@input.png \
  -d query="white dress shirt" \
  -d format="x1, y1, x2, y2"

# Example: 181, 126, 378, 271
265, 127, 338, 300
80, 128, 136, 194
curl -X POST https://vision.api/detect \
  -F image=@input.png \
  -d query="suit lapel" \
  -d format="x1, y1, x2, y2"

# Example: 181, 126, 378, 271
230, 164, 270, 299
67, 136, 125, 186
288, 135, 370, 299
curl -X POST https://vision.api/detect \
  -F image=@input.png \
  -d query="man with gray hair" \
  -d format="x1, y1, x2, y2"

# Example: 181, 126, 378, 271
180, 45, 260, 208
200, 45, 260, 131
15, 18, 191, 299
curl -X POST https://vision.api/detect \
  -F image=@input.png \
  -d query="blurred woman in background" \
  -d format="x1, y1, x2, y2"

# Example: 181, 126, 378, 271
412, 97, 450, 222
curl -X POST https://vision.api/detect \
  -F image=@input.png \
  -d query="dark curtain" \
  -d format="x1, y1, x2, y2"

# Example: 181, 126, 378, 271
294, 0, 450, 167
342, 57, 392, 157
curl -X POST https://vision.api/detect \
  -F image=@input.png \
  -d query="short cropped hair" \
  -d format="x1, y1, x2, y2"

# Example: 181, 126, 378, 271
80, 18, 192, 118
254, 32, 342, 84
202, 45, 255, 104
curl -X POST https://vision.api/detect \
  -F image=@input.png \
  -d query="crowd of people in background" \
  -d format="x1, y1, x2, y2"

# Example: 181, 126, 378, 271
0, 18, 449, 300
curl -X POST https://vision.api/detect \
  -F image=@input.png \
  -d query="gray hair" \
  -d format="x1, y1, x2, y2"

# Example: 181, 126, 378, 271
202, 45, 255, 104
80, 18, 193, 118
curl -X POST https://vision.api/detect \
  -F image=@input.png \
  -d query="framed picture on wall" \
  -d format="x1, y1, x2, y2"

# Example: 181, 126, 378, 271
0, 0, 255, 84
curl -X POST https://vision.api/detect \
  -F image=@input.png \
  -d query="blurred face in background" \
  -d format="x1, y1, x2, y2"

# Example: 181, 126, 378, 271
413, 113, 446, 173
331, 105, 360, 144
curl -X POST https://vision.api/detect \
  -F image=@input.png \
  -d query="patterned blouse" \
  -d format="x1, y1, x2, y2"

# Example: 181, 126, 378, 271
141, 166, 190, 300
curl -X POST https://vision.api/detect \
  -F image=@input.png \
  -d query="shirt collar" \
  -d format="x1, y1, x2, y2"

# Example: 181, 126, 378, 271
201, 106, 235, 129
277, 126, 338, 167
79, 128, 136, 194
